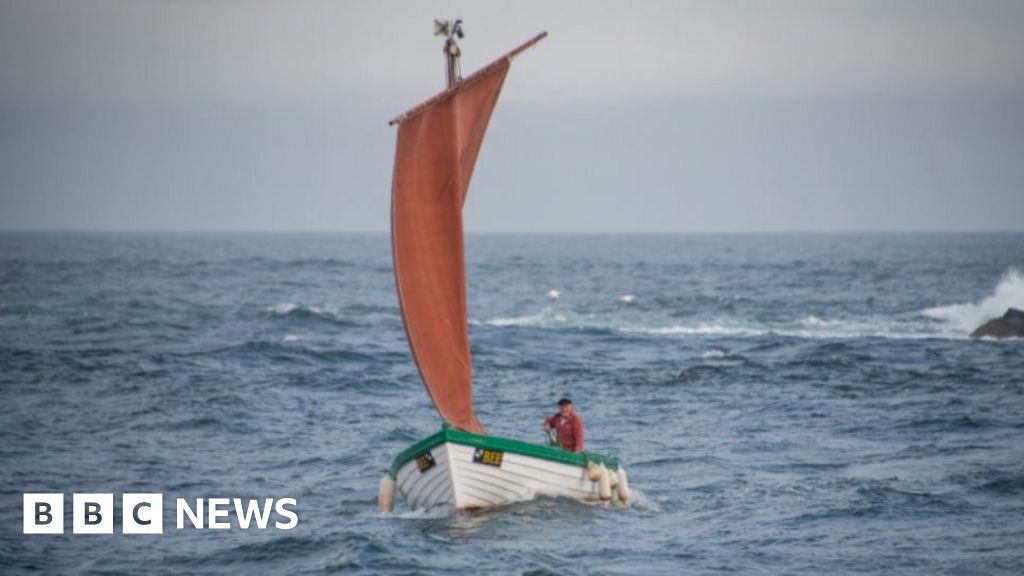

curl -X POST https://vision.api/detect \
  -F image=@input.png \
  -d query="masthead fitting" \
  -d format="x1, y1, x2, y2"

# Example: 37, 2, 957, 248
434, 19, 464, 87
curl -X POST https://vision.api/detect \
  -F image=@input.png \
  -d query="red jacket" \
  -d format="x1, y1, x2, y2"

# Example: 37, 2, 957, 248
545, 411, 584, 452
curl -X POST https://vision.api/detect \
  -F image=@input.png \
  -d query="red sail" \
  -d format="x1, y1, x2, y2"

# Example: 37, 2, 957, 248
389, 33, 545, 434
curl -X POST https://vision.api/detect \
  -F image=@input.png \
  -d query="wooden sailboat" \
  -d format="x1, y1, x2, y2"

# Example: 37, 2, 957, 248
379, 23, 629, 512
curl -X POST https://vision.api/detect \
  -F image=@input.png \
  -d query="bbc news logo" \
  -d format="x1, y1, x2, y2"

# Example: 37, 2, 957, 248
23, 494, 298, 534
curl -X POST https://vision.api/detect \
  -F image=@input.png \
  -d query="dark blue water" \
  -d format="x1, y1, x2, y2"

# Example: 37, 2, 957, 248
1, 232, 1022, 575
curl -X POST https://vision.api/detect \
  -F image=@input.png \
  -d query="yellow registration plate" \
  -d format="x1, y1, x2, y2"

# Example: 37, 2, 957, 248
472, 448, 503, 467
416, 452, 436, 473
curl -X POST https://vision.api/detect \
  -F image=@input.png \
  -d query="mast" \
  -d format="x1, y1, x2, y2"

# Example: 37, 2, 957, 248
434, 19, 464, 87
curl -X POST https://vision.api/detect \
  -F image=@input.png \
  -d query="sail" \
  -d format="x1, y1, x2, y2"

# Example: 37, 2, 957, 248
389, 33, 545, 434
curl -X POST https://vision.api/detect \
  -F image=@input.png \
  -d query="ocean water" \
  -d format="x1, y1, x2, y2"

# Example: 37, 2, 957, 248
1, 232, 1022, 575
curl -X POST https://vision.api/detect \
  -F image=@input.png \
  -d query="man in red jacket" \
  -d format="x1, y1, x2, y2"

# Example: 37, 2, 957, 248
543, 398, 584, 452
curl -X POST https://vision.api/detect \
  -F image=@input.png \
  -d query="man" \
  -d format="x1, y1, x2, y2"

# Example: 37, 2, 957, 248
543, 398, 584, 452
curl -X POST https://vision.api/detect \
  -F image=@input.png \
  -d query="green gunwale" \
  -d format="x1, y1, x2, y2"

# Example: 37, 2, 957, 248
388, 423, 619, 478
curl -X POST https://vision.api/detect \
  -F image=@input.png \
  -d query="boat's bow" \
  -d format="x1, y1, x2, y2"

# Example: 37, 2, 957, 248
383, 425, 628, 511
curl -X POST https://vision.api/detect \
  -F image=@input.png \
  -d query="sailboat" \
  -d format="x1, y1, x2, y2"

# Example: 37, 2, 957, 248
378, 22, 629, 512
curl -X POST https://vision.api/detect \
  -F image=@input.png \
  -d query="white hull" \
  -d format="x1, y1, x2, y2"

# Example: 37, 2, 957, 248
394, 440, 618, 511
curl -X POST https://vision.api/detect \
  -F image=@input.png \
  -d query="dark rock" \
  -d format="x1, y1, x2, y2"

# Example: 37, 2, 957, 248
970, 308, 1024, 338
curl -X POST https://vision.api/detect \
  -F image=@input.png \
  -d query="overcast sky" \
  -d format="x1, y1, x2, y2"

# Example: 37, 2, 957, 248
1, 0, 1023, 233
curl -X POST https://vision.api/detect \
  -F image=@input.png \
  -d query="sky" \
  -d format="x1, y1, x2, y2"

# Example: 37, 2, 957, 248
1, 0, 1023, 233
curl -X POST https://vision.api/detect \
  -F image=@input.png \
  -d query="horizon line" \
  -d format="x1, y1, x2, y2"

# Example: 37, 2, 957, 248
2, 227, 1023, 236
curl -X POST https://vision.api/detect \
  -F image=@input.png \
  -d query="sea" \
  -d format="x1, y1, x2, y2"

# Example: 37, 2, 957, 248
1, 232, 1022, 575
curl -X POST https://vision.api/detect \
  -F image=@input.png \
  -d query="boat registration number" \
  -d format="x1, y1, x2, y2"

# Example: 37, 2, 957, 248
415, 451, 436, 473
472, 448, 503, 467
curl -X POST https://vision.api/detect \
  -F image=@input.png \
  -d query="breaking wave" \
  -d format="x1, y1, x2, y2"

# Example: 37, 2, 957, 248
481, 308, 569, 328
268, 302, 328, 316
476, 271, 1024, 340
922, 268, 1024, 334
475, 308, 940, 340
267, 302, 338, 319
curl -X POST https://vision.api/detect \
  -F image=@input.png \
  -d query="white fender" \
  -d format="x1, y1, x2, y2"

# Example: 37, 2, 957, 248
615, 467, 631, 504
378, 474, 395, 512
609, 467, 620, 488
586, 461, 603, 482
598, 464, 612, 501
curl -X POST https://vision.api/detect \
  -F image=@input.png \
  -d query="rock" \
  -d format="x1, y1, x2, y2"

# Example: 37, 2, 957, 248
970, 308, 1024, 338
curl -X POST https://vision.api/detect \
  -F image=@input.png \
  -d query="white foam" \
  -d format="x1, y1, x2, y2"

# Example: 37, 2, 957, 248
269, 302, 299, 314
473, 284, 1009, 341
799, 315, 841, 327
266, 302, 339, 319
629, 323, 764, 337
476, 309, 948, 340
282, 334, 302, 343
921, 268, 1024, 334
622, 487, 662, 513
701, 350, 727, 359
482, 307, 571, 328
392, 505, 454, 520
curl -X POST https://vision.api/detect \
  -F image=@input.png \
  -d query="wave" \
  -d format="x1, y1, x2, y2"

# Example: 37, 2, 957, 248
974, 473, 1024, 495
475, 309, 946, 340
479, 307, 572, 328
467, 269, 1024, 340
268, 302, 327, 316
476, 308, 756, 335
217, 340, 377, 365
632, 323, 766, 337
265, 302, 357, 326
284, 257, 352, 268
619, 487, 662, 513
921, 268, 1024, 335
393, 506, 455, 520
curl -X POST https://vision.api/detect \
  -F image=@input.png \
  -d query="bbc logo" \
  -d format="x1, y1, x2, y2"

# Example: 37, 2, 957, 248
24, 493, 163, 534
